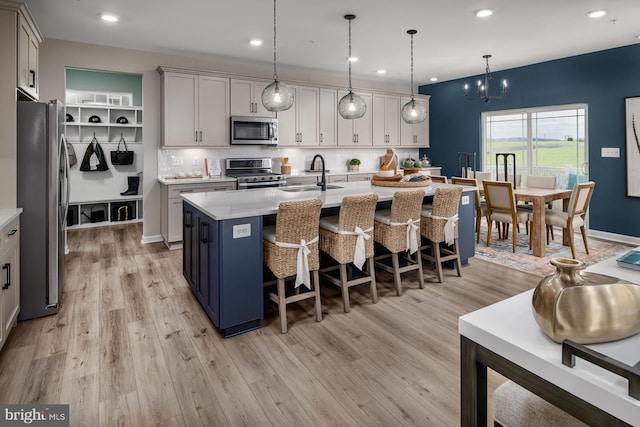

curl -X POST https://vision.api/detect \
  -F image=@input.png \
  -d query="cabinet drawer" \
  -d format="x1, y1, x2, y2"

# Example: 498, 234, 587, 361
328, 175, 347, 183
347, 173, 373, 182
0, 218, 20, 257
168, 183, 236, 199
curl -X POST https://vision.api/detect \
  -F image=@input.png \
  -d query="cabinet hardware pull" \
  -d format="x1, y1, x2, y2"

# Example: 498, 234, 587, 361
320, 133, 323, 143
29, 70, 35, 88
180, 189, 194, 193
299, 133, 302, 143
195, 131, 198, 142
8, 229, 17, 236
2, 263, 9, 290
199, 131, 203, 142
200, 222, 208, 243
185, 211, 192, 228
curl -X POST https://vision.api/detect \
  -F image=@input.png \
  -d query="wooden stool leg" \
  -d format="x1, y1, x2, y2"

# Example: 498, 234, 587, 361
368, 257, 378, 304
339, 263, 351, 313
434, 243, 443, 283
391, 252, 402, 295
453, 238, 462, 277
277, 278, 287, 334
415, 249, 424, 289
313, 270, 322, 322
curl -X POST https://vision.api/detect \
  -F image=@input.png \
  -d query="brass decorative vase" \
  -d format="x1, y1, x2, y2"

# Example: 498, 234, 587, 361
532, 258, 640, 344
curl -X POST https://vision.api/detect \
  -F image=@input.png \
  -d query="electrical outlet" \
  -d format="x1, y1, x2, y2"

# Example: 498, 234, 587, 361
172, 157, 183, 166
461, 195, 470, 205
601, 147, 620, 158
233, 223, 251, 239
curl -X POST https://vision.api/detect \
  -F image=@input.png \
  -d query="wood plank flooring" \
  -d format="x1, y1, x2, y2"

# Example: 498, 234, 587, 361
0, 223, 539, 426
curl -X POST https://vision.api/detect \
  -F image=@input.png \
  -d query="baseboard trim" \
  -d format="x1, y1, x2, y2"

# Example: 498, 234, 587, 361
588, 230, 640, 246
141, 234, 163, 244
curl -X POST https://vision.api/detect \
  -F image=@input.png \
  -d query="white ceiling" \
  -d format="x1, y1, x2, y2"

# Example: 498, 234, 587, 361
23, 0, 640, 85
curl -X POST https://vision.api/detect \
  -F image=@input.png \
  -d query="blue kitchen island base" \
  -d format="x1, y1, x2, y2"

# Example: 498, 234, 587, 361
182, 201, 264, 338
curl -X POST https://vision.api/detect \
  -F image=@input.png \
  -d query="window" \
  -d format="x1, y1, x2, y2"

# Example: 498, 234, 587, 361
482, 105, 588, 188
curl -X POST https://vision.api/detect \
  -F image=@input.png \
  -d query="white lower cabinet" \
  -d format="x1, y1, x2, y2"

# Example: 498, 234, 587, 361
328, 175, 347, 183
347, 173, 373, 182
284, 176, 318, 186
161, 182, 236, 249
0, 216, 20, 352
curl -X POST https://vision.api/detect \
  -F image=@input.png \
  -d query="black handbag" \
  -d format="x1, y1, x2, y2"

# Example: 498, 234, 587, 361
111, 133, 134, 165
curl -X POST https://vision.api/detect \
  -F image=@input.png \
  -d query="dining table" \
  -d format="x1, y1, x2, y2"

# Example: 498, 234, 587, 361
512, 186, 573, 257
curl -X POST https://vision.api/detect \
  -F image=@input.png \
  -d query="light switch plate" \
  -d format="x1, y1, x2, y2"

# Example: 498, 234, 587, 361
461, 195, 470, 205
172, 156, 183, 166
233, 223, 251, 239
601, 147, 620, 158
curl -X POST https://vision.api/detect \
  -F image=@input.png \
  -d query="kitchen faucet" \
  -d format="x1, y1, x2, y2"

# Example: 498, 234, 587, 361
310, 154, 326, 191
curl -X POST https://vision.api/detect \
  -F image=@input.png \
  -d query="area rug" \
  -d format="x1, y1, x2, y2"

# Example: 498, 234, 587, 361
474, 224, 634, 277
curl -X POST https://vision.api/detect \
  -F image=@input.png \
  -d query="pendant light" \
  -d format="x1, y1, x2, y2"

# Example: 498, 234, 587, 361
338, 14, 366, 120
261, 0, 294, 112
401, 29, 427, 124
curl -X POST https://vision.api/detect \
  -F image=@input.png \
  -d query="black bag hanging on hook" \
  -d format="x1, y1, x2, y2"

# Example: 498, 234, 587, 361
110, 133, 134, 165
80, 133, 109, 171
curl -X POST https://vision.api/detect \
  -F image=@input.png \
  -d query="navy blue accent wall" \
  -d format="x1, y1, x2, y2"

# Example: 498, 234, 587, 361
419, 43, 640, 238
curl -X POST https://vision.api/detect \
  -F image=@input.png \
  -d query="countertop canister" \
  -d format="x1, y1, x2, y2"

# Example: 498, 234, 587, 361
532, 257, 640, 344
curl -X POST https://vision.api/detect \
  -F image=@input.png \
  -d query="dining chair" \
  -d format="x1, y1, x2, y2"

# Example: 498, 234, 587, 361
497, 172, 522, 188
263, 198, 323, 333
319, 193, 379, 313
429, 175, 448, 184
544, 181, 595, 259
482, 180, 531, 253
373, 190, 425, 295
420, 186, 464, 282
451, 177, 487, 243
474, 171, 492, 183
520, 175, 557, 240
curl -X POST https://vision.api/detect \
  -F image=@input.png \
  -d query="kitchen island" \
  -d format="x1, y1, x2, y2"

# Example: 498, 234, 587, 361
181, 181, 476, 337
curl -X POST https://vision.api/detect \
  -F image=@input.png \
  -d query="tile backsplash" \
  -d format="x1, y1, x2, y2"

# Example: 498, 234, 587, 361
158, 146, 422, 177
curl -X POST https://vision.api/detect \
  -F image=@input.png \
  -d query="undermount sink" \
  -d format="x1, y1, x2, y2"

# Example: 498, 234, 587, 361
279, 185, 343, 192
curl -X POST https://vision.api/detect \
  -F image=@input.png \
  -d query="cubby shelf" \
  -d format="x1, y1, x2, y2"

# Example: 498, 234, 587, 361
65, 104, 143, 144
67, 195, 143, 229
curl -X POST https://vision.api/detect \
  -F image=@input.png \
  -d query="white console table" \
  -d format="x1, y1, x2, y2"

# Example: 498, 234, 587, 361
459, 251, 640, 426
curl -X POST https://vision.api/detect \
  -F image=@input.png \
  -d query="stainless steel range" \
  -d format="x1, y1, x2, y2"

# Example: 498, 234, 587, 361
226, 158, 286, 189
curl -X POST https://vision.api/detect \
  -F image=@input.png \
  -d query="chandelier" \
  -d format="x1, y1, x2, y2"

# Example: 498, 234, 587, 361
261, 0, 294, 112
464, 54, 507, 103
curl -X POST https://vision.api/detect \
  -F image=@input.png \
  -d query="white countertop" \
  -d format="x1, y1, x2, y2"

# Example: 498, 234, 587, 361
158, 176, 238, 185
0, 208, 22, 230
459, 251, 640, 425
182, 180, 472, 221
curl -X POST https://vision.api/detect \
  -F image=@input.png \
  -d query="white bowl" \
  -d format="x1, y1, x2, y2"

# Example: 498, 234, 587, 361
377, 169, 395, 177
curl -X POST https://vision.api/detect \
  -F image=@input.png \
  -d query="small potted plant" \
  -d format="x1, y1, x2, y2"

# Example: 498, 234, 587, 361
349, 158, 361, 172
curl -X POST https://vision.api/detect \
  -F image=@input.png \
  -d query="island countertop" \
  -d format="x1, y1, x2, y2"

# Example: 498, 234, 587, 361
181, 181, 475, 221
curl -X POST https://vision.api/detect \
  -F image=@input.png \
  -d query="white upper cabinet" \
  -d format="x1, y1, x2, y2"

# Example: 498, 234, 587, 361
372, 94, 400, 146
400, 96, 430, 147
17, 9, 42, 100
319, 88, 337, 146
230, 79, 276, 117
161, 71, 229, 147
337, 90, 373, 146
278, 86, 319, 146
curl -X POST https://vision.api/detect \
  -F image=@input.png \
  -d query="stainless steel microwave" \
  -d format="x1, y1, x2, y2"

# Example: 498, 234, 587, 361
230, 116, 278, 145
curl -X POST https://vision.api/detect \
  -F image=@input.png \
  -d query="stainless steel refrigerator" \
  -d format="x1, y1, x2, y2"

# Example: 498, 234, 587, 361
17, 100, 70, 320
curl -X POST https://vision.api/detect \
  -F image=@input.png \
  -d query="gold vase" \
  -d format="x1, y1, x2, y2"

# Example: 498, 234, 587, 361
532, 258, 640, 344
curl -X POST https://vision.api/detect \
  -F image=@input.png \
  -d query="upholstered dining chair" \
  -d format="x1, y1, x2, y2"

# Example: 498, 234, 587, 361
319, 193, 379, 313
520, 175, 557, 240
451, 177, 488, 243
420, 186, 464, 282
544, 181, 595, 259
373, 190, 425, 295
263, 198, 323, 333
497, 172, 522, 188
429, 175, 448, 184
482, 180, 531, 253
474, 171, 492, 183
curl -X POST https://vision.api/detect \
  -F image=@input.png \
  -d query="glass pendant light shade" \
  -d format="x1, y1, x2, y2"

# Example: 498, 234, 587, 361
338, 14, 366, 120
402, 29, 426, 124
402, 97, 427, 124
262, 0, 294, 113
262, 79, 294, 112
338, 90, 366, 119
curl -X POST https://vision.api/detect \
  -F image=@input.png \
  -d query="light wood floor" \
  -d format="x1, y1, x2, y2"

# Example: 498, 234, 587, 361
0, 223, 538, 426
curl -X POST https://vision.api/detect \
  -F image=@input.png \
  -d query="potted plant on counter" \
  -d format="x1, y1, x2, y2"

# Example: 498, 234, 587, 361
349, 158, 361, 172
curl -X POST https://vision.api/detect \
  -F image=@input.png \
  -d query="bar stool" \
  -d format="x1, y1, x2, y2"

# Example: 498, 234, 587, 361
319, 194, 379, 313
420, 186, 463, 283
263, 198, 323, 333
373, 190, 425, 295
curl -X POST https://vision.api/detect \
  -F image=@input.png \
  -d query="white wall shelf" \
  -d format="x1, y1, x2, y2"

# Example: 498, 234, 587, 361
65, 104, 143, 143
67, 195, 143, 229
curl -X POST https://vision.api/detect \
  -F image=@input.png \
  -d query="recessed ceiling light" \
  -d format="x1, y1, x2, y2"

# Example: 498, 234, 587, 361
100, 13, 118, 22
376, 69, 386, 75
430, 77, 438, 82
249, 39, 263, 46
348, 56, 358, 62
586, 9, 607, 18
475, 9, 494, 18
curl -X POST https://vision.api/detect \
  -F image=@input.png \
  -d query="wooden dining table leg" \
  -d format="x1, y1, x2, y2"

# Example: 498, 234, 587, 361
531, 198, 546, 257
562, 197, 571, 247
